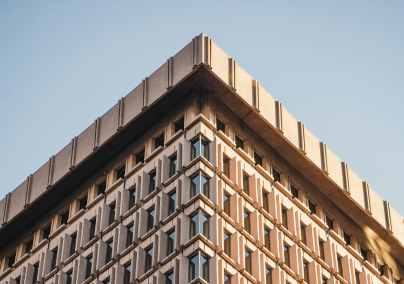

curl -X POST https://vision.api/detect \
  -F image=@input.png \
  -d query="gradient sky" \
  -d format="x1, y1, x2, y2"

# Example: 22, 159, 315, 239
1, 1, 403, 215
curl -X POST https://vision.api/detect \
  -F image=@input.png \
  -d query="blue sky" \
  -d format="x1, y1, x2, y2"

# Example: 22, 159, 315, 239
1, 1, 403, 215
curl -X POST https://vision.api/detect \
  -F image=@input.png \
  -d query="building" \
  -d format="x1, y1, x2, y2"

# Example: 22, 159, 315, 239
0, 33, 403, 284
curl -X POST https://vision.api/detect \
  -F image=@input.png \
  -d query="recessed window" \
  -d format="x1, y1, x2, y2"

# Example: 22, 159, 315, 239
283, 245, 290, 267
98, 181, 106, 196
224, 272, 231, 284
319, 240, 325, 260
243, 173, 249, 195
300, 224, 307, 246
166, 271, 174, 284
223, 193, 230, 216
103, 279, 110, 284
291, 185, 298, 199
190, 172, 209, 198
190, 211, 209, 239
43, 225, 51, 240
265, 267, 272, 284
303, 262, 309, 283
136, 150, 145, 164
61, 211, 69, 225
355, 271, 360, 284
281, 208, 288, 229
168, 191, 176, 216
124, 264, 131, 284
273, 169, 281, 183
85, 256, 92, 279
175, 118, 184, 133
26, 240, 33, 254
224, 231, 231, 257
149, 172, 157, 194
217, 118, 225, 133
66, 271, 73, 284
262, 191, 268, 212
191, 136, 209, 161
308, 200, 316, 215
322, 278, 327, 284
129, 187, 136, 210
80, 196, 88, 210
108, 204, 116, 226
360, 247, 367, 260
70, 234, 77, 256
117, 166, 126, 180
89, 218, 96, 240
155, 134, 164, 149
223, 156, 230, 178
8, 253, 16, 268
145, 247, 153, 272
169, 155, 177, 177
326, 216, 333, 230
106, 240, 113, 264
33, 264, 39, 284
245, 249, 252, 274
337, 256, 343, 275
126, 225, 134, 248
51, 248, 58, 271
264, 228, 270, 250
235, 135, 244, 149
167, 230, 175, 256
244, 211, 251, 234
147, 208, 155, 232
378, 263, 383, 275
254, 152, 262, 167
344, 232, 351, 246
189, 252, 209, 282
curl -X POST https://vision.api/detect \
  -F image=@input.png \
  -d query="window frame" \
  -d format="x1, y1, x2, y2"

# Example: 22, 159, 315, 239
190, 172, 210, 199
189, 210, 210, 239
190, 135, 210, 161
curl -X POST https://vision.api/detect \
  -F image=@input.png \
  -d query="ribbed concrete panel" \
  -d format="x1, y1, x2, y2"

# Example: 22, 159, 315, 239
98, 103, 119, 147
6, 179, 28, 222
28, 161, 50, 204
172, 42, 193, 86
51, 142, 72, 186
369, 188, 387, 229
211, 42, 230, 86
122, 84, 143, 127
390, 207, 404, 245
347, 168, 365, 209
304, 129, 322, 169
74, 123, 96, 167
0, 197, 6, 225
235, 64, 253, 106
326, 150, 344, 189
282, 108, 300, 150
258, 86, 276, 127
147, 62, 168, 107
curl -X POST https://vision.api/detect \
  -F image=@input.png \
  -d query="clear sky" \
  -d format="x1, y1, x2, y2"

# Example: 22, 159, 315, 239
1, 1, 403, 215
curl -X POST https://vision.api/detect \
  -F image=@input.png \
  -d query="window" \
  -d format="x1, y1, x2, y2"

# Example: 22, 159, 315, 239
129, 187, 136, 210
147, 208, 155, 232
223, 156, 230, 178
124, 264, 131, 284
51, 248, 58, 271
8, 253, 15, 268
85, 256, 92, 279
337, 256, 343, 275
326, 216, 333, 230
319, 240, 325, 260
244, 211, 251, 234
26, 240, 33, 254
166, 271, 174, 284
175, 118, 184, 132
108, 204, 116, 226
281, 208, 288, 229
149, 172, 156, 193
126, 225, 134, 248
145, 247, 153, 272
136, 150, 145, 164
223, 193, 230, 216
155, 134, 164, 149
168, 191, 176, 216
224, 232, 231, 257
343, 232, 350, 246
167, 230, 175, 256
70, 234, 77, 256
89, 219, 96, 240
191, 136, 209, 160
117, 166, 126, 180
33, 264, 39, 284
283, 245, 290, 267
322, 278, 327, 284
235, 135, 243, 149
273, 169, 281, 183
189, 252, 209, 282
264, 229, 270, 250
43, 225, 51, 239
103, 279, 110, 284
303, 262, 309, 283
66, 271, 73, 284
98, 181, 106, 196
245, 249, 252, 274
80, 196, 88, 210
242, 173, 249, 195
254, 152, 262, 167
190, 172, 209, 198
360, 247, 367, 260
355, 271, 360, 284
217, 118, 225, 133
308, 201, 316, 215
377, 263, 383, 275
301, 224, 307, 246
291, 185, 298, 199
61, 211, 69, 225
190, 211, 209, 239
106, 241, 113, 263
224, 273, 231, 284
262, 191, 268, 212
169, 155, 177, 177
265, 267, 272, 284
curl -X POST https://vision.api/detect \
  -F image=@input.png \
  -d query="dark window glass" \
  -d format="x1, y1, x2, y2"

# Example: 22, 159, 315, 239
51, 248, 57, 271
89, 219, 96, 240
136, 150, 145, 164
263, 191, 268, 212
145, 247, 153, 272
170, 155, 177, 177
360, 248, 367, 260
109, 204, 116, 226
106, 241, 113, 263
189, 254, 198, 282
284, 245, 290, 267
66, 271, 73, 284
8, 254, 16, 268
166, 272, 174, 284
202, 174, 209, 197
191, 137, 200, 161
264, 229, 270, 250
147, 208, 155, 232
33, 264, 39, 284
319, 240, 325, 260
355, 272, 360, 284
326, 217, 333, 230
243, 173, 249, 195
344, 232, 351, 246
85, 256, 92, 279
223, 156, 230, 178
129, 187, 136, 209
70, 235, 77, 256
61, 211, 69, 225
117, 166, 126, 180
254, 152, 262, 167
168, 191, 176, 216
291, 185, 298, 199
378, 263, 383, 275
281, 208, 288, 229
201, 138, 209, 160
190, 211, 209, 239
301, 224, 307, 246
235, 136, 243, 149
149, 172, 156, 194
26, 240, 33, 254
223, 193, 230, 216
167, 230, 175, 256
224, 273, 231, 284
80, 196, 88, 210
175, 118, 184, 132
217, 118, 225, 133
245, 250, 252, 274
273, 169, 281, 183
303, 262, 309, 283
266, 267, 272, 284
224, 232, 231, 257
98, 181, 106, 196
43, 225, 51, 240
126, 225, 134, 248
308, 201, 316, 215
103, 279, 110, 284
155, 134, 164, 149
337, 256, 343, 275
191, 136, 209, 161
322, 278, 327, 284
124, 264, 131, 284
244, 211, 251, 234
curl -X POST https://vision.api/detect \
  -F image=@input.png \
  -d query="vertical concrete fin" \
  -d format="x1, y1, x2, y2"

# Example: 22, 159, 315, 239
118, 98, 124, 130
229, 58, 235, 89
25, 175, 33, 207
320, 142, 328, 174
275, 101, 283, 133
363, 182, 371, 214
252, 79, 258, 110
94, 118, 100, 149
3, 193, 10, 224
48, 156, 55, 188
342, 162, 350, 194
298, 122, 306, 154
384, 201, 393, 233
168, 57, 173, 88
70, 137, 77, 170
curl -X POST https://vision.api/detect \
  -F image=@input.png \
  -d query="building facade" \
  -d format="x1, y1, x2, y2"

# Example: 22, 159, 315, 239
0, 34, 403, 284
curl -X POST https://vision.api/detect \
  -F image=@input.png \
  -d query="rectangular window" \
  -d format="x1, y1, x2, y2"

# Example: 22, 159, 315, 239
175, 118, 184, 133
223, 156, 230, 178
108, 204, 116, 226
149, 172, 156, 193
79, 196, 88, 210
245, 249, 252, 274
168, 191, 176, 216
167, 230, 175, 256
43, 225, 51, 240
136, 150, 145, 164
129, 187, 136, 210
103, 279, 110, 284
303, 262, 309, 283
344, 232, 351, 246
166, 271, 174, 284
169, 155, 177, 177
66, 271, 73, 284
190, 211, 209, 239
190, 173, 209, 198
61, 211, 69, 225
70, 234, 77, 256
217, 118, 225, 133
124, 264, 131, 284
85, 256, 92, 279
244, 211, 251, 234
155, 134, 164, 149
301, 224, 307, 246
264, 228, 270, 250
147, 208, 155, 232
326, 216, 333, 230
33, 264, 39, 284
98, 181, 106, 196
224, 231, 231, 257
254, 152, 262, 167
26, 240, 33, 254
355, 272, 360, 284
189, 252, 209, 282
319, 240, 325, 260
243, 173, 249, 195
145, 247, 153, 272
360, 248, 367, 260
8, 254, 16, 268
89, 219, 96, 240
262, 191, 268, 212
117, 166, 126, 180
224, 273, 231, 284
223, 193, 230, 216
106, 241, 113, 263
235, 135, 244, 149
308, 201, 316, 215
283, 245, 290, 267
337, 256, 343, 275
291, 185, 298, 199
51, 248, 58, 271
266, 267, 272, 284
281, 208, 288, 229
126, 225, 134, 248
273, 169, 281, 183
191, 136, 209, 161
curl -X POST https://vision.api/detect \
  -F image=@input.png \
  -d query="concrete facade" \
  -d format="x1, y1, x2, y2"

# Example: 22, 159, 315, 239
0, 34, 403, 284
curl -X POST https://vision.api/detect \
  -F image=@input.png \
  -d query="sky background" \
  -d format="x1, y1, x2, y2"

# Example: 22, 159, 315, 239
1, 1, 403, 215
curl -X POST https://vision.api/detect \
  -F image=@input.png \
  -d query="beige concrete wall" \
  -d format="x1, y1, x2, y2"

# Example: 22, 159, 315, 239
28, 161, 50, 204
73, 122, 96, 167
281, 107, 300, 150
171, 42, 194, 86
5, 180, 27, 223
98, 103, 119, 147
390, 207, 404, 245
258, 86, 277, 127
347, 168, 366, 209
235, 63, 253, 106
146, 62, 168, 107
122, 83, 143, 126
326, 150, 344, 190
51, 142, 72, 186
369, 187, 387, 229
304, 128, 322, 169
